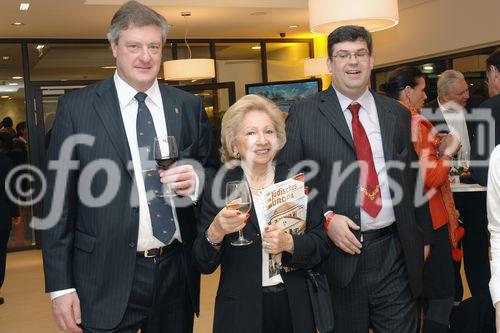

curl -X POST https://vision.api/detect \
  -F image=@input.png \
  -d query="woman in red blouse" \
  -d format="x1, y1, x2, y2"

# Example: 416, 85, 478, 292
381, 66, 463, 333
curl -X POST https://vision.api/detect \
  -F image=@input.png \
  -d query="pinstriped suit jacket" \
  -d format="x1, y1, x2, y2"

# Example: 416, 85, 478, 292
41, 77, 218, 329
278, 86, 424, 297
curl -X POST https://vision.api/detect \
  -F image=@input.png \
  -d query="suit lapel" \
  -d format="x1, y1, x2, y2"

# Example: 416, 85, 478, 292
318, 86, 355, 150
93, 78, 134, 180
373, 92, 397, 160
159, 84, 183, 153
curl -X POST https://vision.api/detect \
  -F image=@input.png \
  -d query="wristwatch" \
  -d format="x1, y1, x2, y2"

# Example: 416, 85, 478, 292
205, 229, 222, 247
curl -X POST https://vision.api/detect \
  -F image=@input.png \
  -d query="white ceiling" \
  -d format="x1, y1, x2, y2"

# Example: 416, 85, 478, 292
0, 0, 429, 39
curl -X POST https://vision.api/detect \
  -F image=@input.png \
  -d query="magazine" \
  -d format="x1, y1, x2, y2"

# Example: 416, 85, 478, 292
258, 174, 307, 278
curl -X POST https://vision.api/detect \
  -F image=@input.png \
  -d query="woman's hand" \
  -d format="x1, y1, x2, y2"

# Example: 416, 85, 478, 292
207, 207, 249, 244
442, 133, 461, 156
262, 224, 294, 254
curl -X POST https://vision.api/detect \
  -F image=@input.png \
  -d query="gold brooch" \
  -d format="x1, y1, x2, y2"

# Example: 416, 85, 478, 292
360, 185, 380, 201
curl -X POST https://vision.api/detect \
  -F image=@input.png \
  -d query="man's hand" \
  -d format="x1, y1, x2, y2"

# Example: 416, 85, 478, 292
51, 292, 82, 333
424, 245, 431, 261
325, 214, 361, 255
496, 302, 500, 333
262, 224, 294, 254
159, 164, 197, 197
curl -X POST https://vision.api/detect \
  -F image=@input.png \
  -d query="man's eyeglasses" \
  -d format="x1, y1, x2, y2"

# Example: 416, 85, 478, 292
332, 50, 370, 62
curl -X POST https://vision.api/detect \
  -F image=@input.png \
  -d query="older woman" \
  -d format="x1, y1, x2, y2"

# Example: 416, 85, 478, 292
381, 66, 463, 333
192, 94, 329, 333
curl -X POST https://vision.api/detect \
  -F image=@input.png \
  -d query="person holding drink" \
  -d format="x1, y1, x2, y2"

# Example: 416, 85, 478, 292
380, 66, 463, 332
192, 94, 329, 333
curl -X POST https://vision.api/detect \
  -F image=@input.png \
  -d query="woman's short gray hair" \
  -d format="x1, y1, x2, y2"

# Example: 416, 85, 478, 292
437, 69, 465, 97
220, 94, 286, 164
107, 1, 169, 44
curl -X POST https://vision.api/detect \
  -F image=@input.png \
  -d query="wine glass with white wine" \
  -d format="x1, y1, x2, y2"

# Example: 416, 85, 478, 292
225, 180, 253, 246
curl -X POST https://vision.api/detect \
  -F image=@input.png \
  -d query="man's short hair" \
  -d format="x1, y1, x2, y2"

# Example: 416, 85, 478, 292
437, 69, 465, 97
107, 0, 169, 44
486, 48, 500, 72
327, 25, 372, 58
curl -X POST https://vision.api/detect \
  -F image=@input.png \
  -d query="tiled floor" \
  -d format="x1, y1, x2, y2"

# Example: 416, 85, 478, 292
0, 250, 218, 333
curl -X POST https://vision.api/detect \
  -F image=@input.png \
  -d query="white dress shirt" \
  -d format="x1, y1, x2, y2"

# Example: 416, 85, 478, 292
334, 87, 396, 231
51, 72, 184, 300
488, 145, 500, 306
438, 99, 471, 162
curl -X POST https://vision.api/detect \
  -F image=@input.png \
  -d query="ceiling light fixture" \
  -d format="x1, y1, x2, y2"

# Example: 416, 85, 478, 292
11, 22, 25, 26
12, 76, 23, 79
308, 0, 399, 34
163, 12, 215, 81
2, 56, 10, 60
8, 83, 19, 86
101, 66, 116, 69
19, 3, 30, 11
1, 96, 10, 99
251, 46, 261, 50
289, 25, 299, 28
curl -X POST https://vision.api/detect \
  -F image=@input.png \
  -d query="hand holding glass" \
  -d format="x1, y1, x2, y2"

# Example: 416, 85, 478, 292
154, 135, 178, 197
225, 181, 253, 246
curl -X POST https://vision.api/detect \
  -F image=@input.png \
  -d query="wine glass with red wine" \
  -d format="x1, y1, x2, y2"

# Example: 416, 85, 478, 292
225, 180, 253, 246
154, 135, 178, 197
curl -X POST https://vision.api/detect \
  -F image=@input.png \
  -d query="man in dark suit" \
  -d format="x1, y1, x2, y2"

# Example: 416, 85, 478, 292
423, 70, 494, 331
278, 25, 425, 332
41, 1, 218, 332
0, 134, 19, 306
481, 49, 500, 147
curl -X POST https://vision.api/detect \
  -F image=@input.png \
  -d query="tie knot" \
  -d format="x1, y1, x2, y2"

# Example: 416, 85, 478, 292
348, 103, 361, 117
135, 92, 147, 104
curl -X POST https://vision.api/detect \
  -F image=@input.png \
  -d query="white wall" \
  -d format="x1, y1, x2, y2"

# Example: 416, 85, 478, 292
372, 0, 500, 67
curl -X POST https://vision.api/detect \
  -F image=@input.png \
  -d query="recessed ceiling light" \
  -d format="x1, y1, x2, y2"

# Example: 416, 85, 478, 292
2, 56, 10, 60
36, 44, 44, 50
251, 46, 261, 50
11, 22, 25, 26
8, 83, 19, 86
101, 66, 116, 69
289, 25, 299, 28
422, 65, 434, 71
250, 11, 267, 16
19, 3, 30, 11
470, 83, 474, 86
1, 96, 10, 99
12, 76, 23, 80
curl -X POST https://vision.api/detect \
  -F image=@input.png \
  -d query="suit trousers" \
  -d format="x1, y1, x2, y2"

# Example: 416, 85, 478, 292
262, 286, 294, 333
83, 244, 193, 333
0, 228, 11, 289
329, 229, 418, 333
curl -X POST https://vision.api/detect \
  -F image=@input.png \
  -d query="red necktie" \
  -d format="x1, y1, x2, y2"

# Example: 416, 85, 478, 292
348, 103, 382, 218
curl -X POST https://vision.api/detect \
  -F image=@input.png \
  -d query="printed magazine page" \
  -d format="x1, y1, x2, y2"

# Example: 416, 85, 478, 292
258, 174, 307, 278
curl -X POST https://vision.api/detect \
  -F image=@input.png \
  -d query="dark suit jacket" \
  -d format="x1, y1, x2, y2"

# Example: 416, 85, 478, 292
0, 152, 18, 231
192, 164, 330, 333
41, 77, 218, 329
278, 86, 425, 297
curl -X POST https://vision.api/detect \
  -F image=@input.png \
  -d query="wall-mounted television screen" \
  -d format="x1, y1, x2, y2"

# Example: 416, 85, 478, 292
245, 78, 322, 112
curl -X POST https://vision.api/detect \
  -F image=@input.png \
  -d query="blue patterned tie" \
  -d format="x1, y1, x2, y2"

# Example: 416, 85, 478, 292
135, 92, 176, 244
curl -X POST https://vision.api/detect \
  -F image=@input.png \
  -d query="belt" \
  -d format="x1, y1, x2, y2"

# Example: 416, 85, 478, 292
262, 283, 286, 293
137, 240, 180, 258
361, 224, 396, 242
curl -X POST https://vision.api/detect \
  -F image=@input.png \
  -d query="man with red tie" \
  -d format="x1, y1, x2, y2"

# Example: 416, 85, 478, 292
278, 25, 428, 333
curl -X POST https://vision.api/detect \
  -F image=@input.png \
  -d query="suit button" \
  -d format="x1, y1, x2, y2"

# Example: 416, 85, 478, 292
354, 215, 360, 219
132, 207, 139, 213
129, 242, 136, 248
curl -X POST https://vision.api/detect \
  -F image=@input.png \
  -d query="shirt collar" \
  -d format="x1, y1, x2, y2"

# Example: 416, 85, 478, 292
113, 71, 162, 109
333, 86, 371, 113
438, 97, 463, 113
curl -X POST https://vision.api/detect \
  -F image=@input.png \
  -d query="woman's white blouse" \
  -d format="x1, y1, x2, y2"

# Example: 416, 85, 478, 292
488, 145, 500, 305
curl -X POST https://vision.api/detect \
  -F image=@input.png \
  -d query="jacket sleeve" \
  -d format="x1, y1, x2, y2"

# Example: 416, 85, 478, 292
192, 177, 224, 274
281, 193, 330, 270
40, 96, 79, 292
